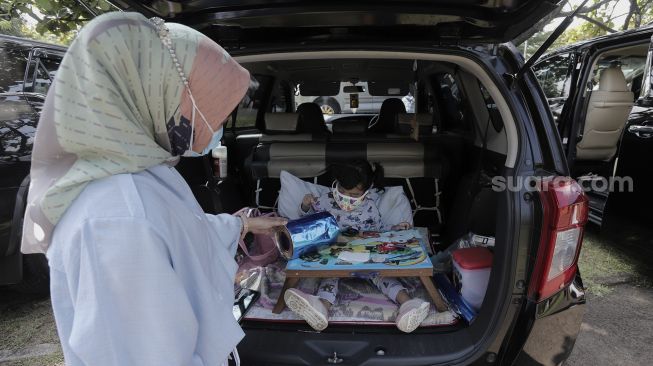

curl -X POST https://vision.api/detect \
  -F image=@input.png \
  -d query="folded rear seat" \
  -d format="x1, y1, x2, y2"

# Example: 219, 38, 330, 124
246, 140, 448, 229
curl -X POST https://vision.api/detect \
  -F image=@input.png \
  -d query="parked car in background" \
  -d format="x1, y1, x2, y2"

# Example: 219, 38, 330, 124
0, 35, 64, 293
533, 26, 653, 229
294, 81, 414, 115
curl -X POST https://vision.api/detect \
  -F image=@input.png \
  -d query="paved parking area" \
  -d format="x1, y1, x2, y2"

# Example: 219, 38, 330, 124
1, 227, 651, 365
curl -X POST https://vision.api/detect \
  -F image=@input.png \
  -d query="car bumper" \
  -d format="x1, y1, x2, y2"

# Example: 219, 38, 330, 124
513, 278, 587, 365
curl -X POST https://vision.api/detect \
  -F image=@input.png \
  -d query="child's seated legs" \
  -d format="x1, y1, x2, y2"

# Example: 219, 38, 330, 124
284, 278, 339, 332
370, 276, 431, 333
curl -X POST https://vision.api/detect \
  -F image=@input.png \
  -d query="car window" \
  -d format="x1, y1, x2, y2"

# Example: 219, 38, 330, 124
533, 54, 572, 100
434, 73, 468, 132
32, 58, 61, 94
0, 46, 28, 93
0, 98, 37, 157
234, 75, 265, 129
293, 81, 414, 116
270, 81, 291, 113
590, 55, 646, 94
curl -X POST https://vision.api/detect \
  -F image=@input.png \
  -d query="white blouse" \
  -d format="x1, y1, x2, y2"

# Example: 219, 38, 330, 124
47, 164, 243, 365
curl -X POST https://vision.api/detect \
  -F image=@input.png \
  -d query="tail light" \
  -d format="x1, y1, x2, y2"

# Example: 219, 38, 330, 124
529, 176, 589, 301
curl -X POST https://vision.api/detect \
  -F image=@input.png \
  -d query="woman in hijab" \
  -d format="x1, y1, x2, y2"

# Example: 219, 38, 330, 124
20, 12, 284, 366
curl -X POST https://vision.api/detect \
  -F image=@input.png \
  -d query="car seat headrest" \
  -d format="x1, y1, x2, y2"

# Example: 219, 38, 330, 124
599, 67, 628, 92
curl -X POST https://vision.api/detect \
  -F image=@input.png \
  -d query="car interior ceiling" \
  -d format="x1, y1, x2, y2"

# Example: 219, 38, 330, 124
175, 57, 508, 326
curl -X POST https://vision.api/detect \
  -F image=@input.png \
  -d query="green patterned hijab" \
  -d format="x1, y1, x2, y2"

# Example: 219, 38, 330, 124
22, 12, 250, 253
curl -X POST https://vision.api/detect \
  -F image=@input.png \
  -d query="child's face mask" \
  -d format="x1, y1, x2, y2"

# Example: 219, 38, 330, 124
332, 181, 369, 212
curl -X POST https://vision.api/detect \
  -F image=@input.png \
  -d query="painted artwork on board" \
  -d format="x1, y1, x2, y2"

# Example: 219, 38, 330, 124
286, 228, 434, 271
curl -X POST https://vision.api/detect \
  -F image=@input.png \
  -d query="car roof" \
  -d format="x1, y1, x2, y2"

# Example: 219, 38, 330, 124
539, 23, 653, 61
0, 34, 67, 53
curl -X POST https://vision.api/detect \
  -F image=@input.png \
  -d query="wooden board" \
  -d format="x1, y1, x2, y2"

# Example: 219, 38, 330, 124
273, 228, 448, 313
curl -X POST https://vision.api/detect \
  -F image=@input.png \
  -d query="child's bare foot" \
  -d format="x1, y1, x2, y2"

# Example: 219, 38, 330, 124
396, 298, 430, 333
284, 289, 329, 331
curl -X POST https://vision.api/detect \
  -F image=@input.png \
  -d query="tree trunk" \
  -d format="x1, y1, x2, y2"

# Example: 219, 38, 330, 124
513, 0, 616, 45
623, 0, 638, 30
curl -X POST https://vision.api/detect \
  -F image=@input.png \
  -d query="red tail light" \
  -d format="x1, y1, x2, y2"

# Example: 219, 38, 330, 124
529, 176, 589, 301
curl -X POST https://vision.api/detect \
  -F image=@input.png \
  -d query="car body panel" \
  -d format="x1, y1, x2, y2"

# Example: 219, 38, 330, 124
0, 35, 63, 284
122, 0, 563, 44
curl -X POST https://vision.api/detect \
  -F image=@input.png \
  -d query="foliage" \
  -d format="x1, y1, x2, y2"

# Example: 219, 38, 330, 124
0, 0, 115, 45
520, 0, 653, 58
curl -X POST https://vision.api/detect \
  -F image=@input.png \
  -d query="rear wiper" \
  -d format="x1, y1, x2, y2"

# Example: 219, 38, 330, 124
514, 0, 589, 82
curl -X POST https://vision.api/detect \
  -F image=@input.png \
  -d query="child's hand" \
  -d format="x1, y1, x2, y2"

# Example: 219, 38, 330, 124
301, 194, 316, 212
391, 222, 412, 231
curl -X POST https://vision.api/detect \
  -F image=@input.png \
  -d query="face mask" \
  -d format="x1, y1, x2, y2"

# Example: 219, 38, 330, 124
200, 126, 223, 155
332, 181, 369, 212
181, 91, 218, 157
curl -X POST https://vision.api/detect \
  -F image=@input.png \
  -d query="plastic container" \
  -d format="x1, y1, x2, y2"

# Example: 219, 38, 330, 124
211, 145, 228, 178
452, 247, 493, 311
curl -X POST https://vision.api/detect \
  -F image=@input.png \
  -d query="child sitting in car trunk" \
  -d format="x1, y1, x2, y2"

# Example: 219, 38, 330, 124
283, 159, 431, 333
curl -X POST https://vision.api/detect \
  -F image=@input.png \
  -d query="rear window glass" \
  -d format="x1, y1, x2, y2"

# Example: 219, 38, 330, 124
434, 73, 467, 131
293, 81, 414, 116
533, 54, 572, 99
235, 75, 265, 129
0, 46, 28, 93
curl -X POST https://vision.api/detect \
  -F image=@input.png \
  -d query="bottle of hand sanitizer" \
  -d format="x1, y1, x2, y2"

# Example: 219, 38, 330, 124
212, 144, 228, 178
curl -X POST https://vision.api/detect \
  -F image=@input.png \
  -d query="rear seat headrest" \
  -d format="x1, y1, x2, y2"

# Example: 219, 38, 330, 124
370, 98, 407, 134
264, 113, 298, 134
296, 103, 330, 135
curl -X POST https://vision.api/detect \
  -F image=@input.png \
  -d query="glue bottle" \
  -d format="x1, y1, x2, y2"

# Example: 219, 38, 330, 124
212, 145, 228, 179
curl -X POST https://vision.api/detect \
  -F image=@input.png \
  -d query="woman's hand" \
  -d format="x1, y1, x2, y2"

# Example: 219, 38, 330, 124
391, 222, 412, 231
244, 216, 288, 235
301, 194, 316, 212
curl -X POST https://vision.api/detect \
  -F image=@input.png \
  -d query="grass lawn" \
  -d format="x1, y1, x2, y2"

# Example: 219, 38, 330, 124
578, 227, 653, 296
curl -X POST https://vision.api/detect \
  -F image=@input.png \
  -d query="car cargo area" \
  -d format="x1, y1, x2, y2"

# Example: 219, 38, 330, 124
178, 55, 515, 334
174, 54, 517, 343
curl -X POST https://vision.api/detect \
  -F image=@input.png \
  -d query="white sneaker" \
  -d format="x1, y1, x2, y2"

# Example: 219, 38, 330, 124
396, 299, 430, 333
284, 289, 329, 331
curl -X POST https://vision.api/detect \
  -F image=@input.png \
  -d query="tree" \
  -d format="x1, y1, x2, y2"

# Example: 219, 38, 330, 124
0, 0, 115, 45
517, 0, 653, 58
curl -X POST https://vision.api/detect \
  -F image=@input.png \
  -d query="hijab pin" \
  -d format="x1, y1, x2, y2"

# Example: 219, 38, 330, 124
149, 17, 168, 38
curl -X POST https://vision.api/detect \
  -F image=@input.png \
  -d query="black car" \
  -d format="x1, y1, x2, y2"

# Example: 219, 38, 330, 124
102, 1, 591, 365
0, 34, 64, 293
3, 1, 589, 365
533, 26, 653, 229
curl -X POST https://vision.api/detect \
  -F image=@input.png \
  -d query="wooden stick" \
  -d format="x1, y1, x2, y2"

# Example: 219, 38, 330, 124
272, 276, 300, 314
420, 276, 449, 312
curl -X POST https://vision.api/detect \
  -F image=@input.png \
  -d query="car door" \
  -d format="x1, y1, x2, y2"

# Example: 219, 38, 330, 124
606, 35, 653, 228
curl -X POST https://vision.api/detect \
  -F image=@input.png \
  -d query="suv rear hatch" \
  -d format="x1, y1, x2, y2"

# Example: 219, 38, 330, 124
114, 0, 562, 46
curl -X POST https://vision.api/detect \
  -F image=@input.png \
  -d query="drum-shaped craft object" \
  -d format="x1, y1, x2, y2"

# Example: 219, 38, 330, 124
274, 212, 340, 260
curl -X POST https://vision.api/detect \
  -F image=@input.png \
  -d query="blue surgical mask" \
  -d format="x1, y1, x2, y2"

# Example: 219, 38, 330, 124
181, 90, 222, 157
201, 127, 223, 155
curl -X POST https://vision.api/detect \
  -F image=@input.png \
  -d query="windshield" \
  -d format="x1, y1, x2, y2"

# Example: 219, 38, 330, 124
294, 81, 414, 115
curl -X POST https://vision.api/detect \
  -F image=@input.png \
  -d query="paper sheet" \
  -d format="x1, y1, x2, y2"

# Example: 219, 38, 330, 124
337, 251, 370, 263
